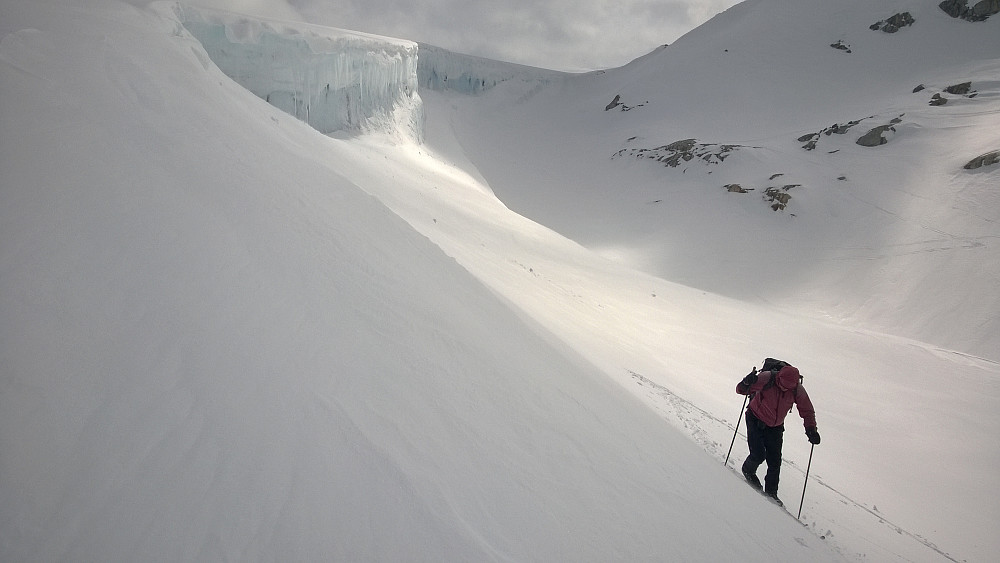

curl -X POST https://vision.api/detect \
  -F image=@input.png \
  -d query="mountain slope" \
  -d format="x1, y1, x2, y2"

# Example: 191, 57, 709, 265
0, 1, 840, 561
431, 0, 1000, 360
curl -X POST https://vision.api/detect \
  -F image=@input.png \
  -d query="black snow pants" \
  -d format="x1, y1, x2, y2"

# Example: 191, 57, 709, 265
742, 409, 785, 494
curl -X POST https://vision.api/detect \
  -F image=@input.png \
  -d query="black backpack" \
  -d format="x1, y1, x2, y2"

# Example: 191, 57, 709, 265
761, 357, 790, 374
756, 357, 802, 405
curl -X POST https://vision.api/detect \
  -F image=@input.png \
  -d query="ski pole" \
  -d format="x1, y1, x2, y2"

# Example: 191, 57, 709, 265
797, 443, 815, 519
724, 394, 749, 466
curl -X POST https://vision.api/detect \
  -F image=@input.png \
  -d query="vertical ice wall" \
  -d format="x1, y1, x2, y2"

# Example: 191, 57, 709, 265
174, 5, 421, 137
417, 43, 558, 95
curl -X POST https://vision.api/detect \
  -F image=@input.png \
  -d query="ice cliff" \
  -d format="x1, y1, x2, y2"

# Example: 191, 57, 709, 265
169, 4, 561, 138
416, 43, 558, 95
172, 4, 422, 137
170, 4, 563, 139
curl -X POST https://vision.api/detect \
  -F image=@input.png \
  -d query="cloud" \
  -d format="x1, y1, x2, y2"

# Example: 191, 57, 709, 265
188, 0, 740, 71
181, 0, 305, 21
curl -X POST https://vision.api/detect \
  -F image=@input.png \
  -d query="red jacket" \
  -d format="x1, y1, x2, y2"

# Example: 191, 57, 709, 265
737, 366, 817, 428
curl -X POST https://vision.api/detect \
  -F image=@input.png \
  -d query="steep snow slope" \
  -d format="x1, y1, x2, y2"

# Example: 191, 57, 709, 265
346, 91, 1000, 563
435, 0, 1000, 361
0, 1, 840, 562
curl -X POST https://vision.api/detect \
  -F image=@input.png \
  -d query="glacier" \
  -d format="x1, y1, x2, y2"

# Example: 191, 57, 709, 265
170, 4, 561, 139
172, 4, 422, 138
416, 42, 558, 95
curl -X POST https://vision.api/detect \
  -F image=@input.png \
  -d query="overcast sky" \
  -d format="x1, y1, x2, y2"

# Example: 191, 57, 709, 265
187, 0, 741, 71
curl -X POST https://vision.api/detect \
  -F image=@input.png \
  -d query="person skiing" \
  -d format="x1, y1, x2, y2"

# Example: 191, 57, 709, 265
736, 361, 820, 506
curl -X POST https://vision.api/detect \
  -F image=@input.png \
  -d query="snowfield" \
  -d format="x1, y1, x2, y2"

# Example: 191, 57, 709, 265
1, 0, 997, 562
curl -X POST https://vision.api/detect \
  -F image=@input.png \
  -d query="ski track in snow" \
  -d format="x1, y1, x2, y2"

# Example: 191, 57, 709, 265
627, 370, 964, 563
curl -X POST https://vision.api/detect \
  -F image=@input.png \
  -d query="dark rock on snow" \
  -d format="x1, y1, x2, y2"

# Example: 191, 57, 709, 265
939, 0, 1000, 21
870, 12, 916, 32
964, 150, 1000, 169
857, 125, 895, 147
830, 40, 852, 53
945, 81, 973, 95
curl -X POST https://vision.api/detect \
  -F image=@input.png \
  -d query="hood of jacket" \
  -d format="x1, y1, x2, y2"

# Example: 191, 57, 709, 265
775, 365, 800, 391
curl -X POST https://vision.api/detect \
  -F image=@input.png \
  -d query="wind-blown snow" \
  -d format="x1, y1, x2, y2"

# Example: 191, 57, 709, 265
0, 1, 837, 561
175, 4, 421, 137
1, 0, 998, 562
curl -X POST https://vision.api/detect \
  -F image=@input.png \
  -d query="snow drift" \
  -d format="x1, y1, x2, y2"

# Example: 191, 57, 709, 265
2, 0, 998, 562
0, 1, 837, 561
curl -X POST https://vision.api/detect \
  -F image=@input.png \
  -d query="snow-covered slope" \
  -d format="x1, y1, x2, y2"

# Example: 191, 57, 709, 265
435, 0, 1000, 361
0, 1, 838, 561
2, 1, 998, 562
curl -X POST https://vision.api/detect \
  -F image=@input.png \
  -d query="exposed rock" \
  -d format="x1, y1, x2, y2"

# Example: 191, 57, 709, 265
871, 12, 916, 32
830, 40, 852, 53
928, 82, 977, 106
604, 94, 647, 112
939, 0, 1000, 21
828, 121, 861, 134
798, 118, 866, 150
763, 186, 796, 211
963, 150, 1000, 169
941, 0, 963, 16
725, 180, 802, 212
945, 81, 973, 95
913, 84, 926, 93
857, 124, 895, 147
612, 138, 746, 167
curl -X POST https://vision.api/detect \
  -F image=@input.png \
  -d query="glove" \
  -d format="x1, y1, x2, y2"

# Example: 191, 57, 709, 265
740, 368, 758, 387
805, 427, 821, 445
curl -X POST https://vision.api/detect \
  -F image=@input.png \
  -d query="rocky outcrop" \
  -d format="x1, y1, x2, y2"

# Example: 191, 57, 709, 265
830, 40, 852, 53
798, 118, 867, 150
939, 0, 1000, 21
612, 138, 745, 167
605, 94, 647, 112
964, 150, 1000, 169
723, 179, 801, 212
856, 116, 904, 147
945, 81, 974, 95
927, 82, 978, 106
763, 185, 801, 211
870, 12, 916, 32
856, 125, 894, 146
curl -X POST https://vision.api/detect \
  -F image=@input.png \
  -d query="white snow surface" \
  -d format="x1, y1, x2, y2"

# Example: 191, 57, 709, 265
1, 1, 998, 562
